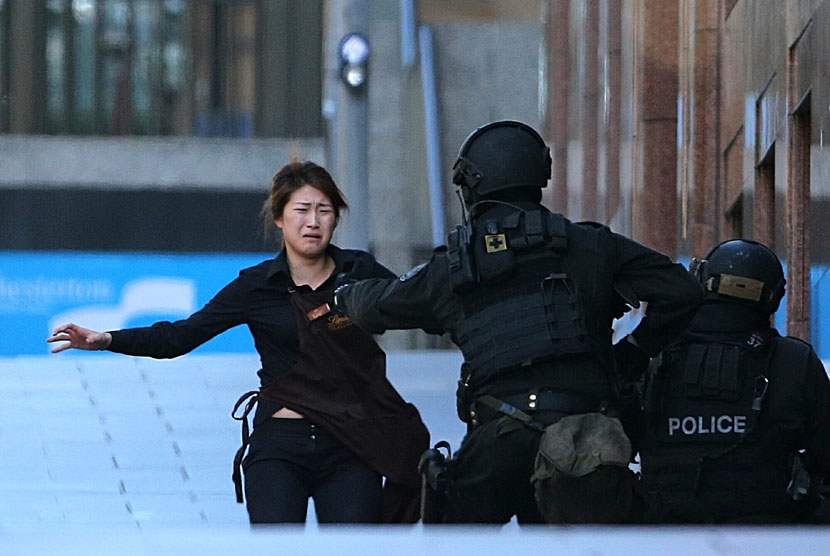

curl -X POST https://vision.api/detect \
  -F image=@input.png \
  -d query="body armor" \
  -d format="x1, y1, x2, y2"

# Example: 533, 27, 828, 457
448, 206, 590, 390
640, 329, 802, 522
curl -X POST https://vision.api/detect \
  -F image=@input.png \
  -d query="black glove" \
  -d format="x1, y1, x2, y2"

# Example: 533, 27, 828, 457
614, 335, 650, 381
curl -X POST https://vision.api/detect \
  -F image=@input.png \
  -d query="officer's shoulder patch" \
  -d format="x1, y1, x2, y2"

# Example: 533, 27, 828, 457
400, 263, 428, 282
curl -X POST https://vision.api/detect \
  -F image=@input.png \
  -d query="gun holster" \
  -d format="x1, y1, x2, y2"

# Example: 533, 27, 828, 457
456, 363, 473, 423
418, 441, 452, 524
787, 452, 830, 524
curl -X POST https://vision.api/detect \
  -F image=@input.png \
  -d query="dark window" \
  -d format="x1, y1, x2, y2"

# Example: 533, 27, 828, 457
725, 192, 743, 239
0, 187, 269, 252
724, 0, 739, 21
754, 145, 776, 249
0, 0, 8, 132
8, 0, 322, 138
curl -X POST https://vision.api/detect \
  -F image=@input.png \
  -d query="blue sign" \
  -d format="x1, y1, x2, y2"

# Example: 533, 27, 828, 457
1, 251, 273, 356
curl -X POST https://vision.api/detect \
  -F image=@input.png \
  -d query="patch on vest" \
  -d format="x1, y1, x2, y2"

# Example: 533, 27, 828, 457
667, 415, 747, 436
399, 263, 427, 281
484, 234, 507, 253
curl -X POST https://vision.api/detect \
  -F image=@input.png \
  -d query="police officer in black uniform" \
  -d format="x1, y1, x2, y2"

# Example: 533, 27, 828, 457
639, 239, 830, 523
333, 120, 703, 524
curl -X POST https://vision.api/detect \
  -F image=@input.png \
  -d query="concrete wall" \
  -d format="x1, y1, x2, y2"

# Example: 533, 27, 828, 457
361, 1, 544, 350
0, 136, 324, 190
0, 136, 324, 251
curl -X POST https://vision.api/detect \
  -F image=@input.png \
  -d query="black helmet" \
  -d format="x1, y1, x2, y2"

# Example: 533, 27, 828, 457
452, 120, 551, 203
690, 239, 786, 314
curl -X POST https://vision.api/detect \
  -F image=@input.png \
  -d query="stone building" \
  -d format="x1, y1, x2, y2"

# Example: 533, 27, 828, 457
1, 0, 827, 354
545, 0, 830, 355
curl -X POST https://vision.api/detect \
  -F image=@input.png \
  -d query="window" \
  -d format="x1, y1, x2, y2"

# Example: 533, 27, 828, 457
0, 0, 8, 132
8, 0, 322, 137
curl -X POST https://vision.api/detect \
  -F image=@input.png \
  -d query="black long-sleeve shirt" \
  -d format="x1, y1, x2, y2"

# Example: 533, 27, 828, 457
338, 209, 703, 400
107, 245, 395, 388
340, 214, 703, 357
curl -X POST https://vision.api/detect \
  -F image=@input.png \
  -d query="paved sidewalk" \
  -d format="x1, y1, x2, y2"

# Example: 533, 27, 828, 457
1, 351, 829, 555
0, 351, 465, 531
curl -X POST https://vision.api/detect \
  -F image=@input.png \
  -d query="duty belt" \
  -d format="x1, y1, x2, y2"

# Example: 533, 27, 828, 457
469, 390, 605, 429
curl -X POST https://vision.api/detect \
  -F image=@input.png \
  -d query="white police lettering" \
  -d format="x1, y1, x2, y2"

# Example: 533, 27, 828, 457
667, 415, 747, 436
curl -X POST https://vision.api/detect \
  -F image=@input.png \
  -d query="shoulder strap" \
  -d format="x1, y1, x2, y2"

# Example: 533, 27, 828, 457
447, 223, 476, 290
546, 212, 567, 252
499, 210, 567, 253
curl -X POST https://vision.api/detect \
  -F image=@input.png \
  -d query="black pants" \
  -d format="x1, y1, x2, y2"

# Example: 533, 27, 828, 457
444, 417, 545, 524
242, 418, 382, 524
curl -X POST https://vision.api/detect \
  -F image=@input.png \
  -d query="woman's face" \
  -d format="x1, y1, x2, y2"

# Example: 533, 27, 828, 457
276, 184, 337, 261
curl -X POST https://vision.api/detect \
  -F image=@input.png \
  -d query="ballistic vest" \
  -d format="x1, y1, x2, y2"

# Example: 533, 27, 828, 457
640, 329, 805, 522
447, 207, 590, 388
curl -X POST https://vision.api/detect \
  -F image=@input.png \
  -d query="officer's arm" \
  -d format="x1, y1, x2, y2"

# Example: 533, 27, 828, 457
613, 234, 703, 356
336, 251, 456, 335
803, 352, 830, 474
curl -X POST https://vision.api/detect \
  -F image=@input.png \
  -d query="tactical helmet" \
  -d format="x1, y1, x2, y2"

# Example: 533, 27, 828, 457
690, 239, 786, 314
452, 120, 551, 203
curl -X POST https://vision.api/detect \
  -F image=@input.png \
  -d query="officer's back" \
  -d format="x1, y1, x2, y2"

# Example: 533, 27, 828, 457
335, 120, 704, 524
639, 239, 830, 524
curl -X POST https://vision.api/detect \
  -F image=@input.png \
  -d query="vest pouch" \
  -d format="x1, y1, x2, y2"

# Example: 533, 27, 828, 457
682, 344, 741, 401
455, 363, 474, 423
448, 225, 476, 291
475, 219, 516, 283
542, 272, 590, 356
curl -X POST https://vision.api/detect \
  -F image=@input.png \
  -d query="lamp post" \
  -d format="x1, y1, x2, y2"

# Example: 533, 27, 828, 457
339, 33, 369, 89
335, 25, 370, 251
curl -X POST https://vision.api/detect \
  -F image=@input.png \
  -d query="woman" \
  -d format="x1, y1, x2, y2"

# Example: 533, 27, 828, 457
47, 159, 429, 524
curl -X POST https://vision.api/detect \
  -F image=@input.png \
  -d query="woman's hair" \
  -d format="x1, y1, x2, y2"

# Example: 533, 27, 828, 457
261, 158, 348, 237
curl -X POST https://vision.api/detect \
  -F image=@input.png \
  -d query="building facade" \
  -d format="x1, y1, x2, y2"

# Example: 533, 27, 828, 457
542, 0, 830, 356
2, 0, 827, 353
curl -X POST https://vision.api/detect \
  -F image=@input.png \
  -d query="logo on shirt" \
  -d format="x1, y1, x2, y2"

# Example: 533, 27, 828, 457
327, 314, 353, 331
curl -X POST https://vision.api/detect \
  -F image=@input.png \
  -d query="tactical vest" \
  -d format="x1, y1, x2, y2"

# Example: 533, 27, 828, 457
639, 330, 802, 522
447, 207, 590, 388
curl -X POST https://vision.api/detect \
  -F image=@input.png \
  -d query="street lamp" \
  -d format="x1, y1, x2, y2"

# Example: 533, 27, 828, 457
338, 33, 370, 89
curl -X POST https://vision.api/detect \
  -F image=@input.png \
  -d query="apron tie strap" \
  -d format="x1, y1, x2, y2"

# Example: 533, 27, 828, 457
231, 390, 260, 504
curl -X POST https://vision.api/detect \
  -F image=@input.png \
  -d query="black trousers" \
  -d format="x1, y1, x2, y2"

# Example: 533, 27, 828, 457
242, 418, 382, 524
444, 417, 545, 524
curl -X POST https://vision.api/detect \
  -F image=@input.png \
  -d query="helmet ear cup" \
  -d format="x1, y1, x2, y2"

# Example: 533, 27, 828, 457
765, 277, 786, 313
689, 257, 707, 283
543, 146, 552, 180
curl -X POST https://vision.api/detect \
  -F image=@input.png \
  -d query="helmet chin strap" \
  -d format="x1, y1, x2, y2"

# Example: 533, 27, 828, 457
455, 188, 469, 227
467, 198, 528, 220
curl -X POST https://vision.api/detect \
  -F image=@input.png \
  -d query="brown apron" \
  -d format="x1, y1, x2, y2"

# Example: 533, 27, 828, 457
234, 285, 429, 523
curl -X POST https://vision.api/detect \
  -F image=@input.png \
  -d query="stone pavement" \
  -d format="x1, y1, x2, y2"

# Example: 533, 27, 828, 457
0, 351, 465, 531
1, 351, 828, 555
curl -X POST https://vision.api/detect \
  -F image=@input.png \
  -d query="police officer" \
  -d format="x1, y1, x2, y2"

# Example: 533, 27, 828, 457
333, 120, 703, 524
639, 239, 830, 523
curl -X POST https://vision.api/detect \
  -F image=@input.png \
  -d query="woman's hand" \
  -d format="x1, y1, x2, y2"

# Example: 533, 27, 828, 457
46, 323, 112, 353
